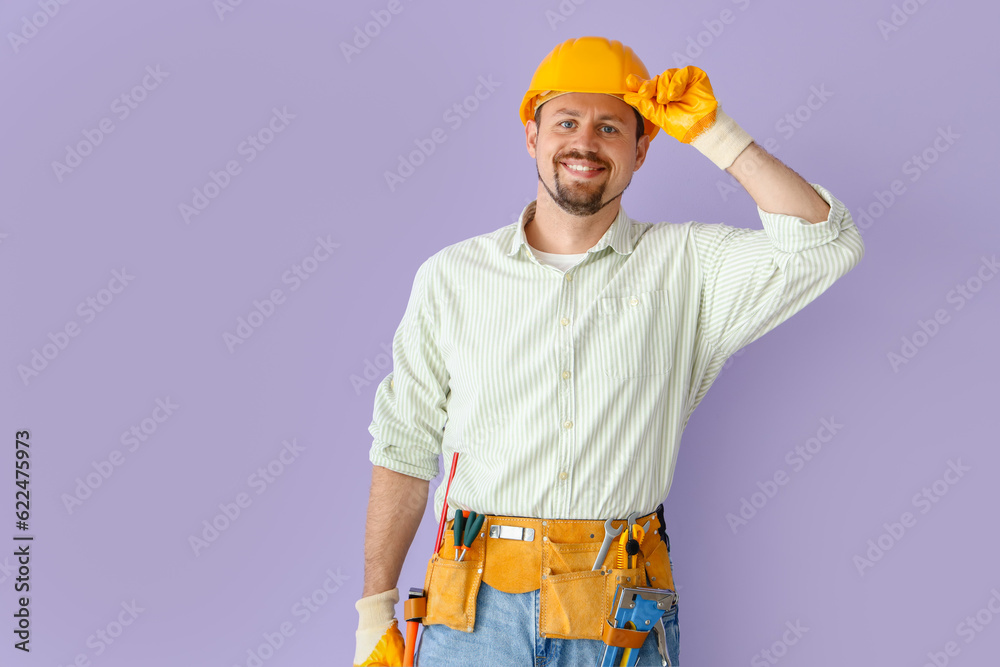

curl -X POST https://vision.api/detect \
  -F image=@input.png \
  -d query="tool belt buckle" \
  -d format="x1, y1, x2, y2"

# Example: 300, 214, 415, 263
488, 525, 535, 541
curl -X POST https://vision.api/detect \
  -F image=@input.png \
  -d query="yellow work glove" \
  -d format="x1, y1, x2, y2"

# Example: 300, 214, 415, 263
354, 588, 406, 667
624, 66, 753, 169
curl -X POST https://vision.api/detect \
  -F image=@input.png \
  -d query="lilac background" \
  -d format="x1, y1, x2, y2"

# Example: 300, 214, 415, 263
2, 0, 999, 665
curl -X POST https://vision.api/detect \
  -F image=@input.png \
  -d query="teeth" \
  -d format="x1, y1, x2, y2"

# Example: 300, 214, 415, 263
565, 164, 600, 171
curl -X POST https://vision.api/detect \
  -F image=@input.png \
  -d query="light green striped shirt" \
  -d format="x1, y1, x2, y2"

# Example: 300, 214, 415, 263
368, 182, 864, 520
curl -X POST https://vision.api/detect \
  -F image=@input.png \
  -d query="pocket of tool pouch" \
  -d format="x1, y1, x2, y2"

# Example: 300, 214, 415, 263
539, 568, 606, 639
423, 554, 483, 632
539, 564, 646, 640
545, 539, 601, 575
642, 539, 676, 591
596, 289, 673, 378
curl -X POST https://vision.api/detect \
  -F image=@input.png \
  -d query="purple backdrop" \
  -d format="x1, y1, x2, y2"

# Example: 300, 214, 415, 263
3, 0, 999, 665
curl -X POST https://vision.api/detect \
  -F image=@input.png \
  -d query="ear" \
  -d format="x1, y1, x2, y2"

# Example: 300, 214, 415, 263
632, 133, 651, 172
525, 120, 538, 160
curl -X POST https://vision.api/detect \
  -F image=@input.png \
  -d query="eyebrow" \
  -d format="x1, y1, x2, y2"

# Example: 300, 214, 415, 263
550, 108, 626, 124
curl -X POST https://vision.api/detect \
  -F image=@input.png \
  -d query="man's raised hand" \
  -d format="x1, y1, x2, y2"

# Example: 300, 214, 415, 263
624, 66, 753, 169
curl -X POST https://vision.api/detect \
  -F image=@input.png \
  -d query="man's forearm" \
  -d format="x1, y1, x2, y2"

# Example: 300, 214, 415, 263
362, 465, 429, 597
725, 141, 831, 224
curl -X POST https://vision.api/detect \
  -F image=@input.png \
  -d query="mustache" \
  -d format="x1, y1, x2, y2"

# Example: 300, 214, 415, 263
554, 151, 608, 168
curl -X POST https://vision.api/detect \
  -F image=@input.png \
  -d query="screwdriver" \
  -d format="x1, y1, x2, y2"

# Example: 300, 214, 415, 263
452, 510, 466, 561
457, 511, 485, 562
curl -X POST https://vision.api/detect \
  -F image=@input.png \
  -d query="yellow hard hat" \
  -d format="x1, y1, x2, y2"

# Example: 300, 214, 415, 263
519, 36, 659, 142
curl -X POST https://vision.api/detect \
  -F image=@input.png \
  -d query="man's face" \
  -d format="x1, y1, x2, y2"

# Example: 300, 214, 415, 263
526, 92, 650, 217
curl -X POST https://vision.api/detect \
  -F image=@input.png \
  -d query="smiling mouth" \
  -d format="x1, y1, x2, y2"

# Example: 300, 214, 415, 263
560, 162, 606, 177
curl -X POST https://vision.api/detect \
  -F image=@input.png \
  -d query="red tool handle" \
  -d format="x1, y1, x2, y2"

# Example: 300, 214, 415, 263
432, 452, 460, 553
408, 452, 459, 665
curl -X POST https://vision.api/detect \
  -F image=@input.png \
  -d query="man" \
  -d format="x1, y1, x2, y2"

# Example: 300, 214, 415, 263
354, 36, 864, 666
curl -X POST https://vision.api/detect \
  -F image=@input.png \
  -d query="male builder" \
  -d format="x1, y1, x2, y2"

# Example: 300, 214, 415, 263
354, 36, 864, 666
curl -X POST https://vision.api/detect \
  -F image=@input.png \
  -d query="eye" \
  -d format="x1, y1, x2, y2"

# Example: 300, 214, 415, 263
601, 125, 618, 134
559, 120, 575, 129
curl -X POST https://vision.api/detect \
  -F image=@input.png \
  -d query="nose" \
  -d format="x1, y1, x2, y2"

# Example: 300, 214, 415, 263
572, 122, 602, 154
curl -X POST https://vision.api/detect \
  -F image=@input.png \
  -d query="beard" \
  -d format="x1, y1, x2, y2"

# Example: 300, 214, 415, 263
537, 150, 630, 217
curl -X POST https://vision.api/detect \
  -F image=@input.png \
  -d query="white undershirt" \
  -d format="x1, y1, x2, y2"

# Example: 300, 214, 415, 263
528, 244, 589, 273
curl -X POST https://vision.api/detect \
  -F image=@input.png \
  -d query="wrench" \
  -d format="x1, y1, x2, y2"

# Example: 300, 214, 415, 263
592, 513, 654, 571
591, 519, 624, 570
626, 510, 651, 535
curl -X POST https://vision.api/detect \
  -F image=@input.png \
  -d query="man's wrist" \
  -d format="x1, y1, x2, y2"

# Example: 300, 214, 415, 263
689, 106, 754, 169
363, 578, 397, 598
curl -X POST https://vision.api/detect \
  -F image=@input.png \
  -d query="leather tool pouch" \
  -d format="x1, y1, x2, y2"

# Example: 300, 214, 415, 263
421, 513, 675, 641
421, 524, 485, 633
642, 537, 676, 591
538, 519, 675, 641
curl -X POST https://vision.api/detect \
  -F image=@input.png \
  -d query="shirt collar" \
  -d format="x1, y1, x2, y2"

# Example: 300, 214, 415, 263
506, 200, 636, 258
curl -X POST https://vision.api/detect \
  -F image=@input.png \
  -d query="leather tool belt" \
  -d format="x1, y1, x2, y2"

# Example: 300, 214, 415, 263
421, 505, 676, 641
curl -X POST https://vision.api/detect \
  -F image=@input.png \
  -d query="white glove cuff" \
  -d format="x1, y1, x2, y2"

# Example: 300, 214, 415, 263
689, 106, 754, 169
355, 587, 399, 664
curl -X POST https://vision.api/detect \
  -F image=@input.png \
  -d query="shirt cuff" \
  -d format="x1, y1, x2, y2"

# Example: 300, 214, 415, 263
758, 182, 848, 253
369, 441, 440, 481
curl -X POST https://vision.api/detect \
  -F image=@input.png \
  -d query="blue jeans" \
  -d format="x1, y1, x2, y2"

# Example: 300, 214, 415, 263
416, 581, 680, 666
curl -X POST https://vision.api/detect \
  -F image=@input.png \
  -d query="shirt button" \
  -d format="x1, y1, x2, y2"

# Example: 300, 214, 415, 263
560, 317, 570, 326
562, 370, 571, 380
558, 471, 569, 481
565, 273, 573, 282
563, 420, 573, 429
629, 296, 639, 306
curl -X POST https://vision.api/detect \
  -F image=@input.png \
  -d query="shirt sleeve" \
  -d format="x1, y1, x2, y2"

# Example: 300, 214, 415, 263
690, 182, 865, 357
367, 258, 449, 481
